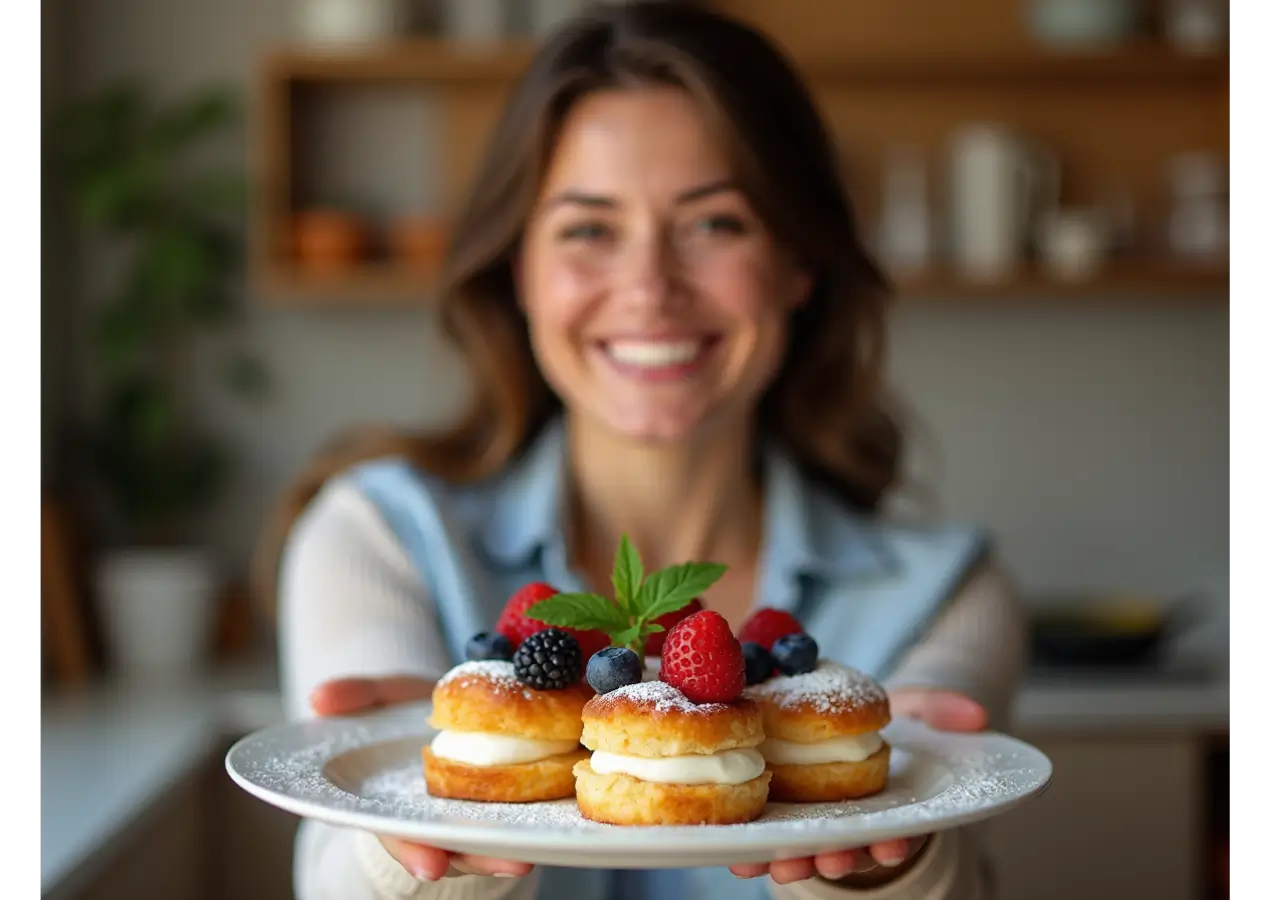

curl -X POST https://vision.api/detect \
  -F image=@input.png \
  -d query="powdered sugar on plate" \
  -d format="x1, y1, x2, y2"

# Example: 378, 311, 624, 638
226, 707, 1052, 863
743, 660, 888, 713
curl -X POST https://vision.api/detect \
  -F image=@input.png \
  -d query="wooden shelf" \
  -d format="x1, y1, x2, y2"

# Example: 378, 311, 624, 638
260, 263, 437, 306
258, 259, 1228, 308
253, 0, 1228, 311
892, 260, 1230, 303
263, 39, 1225, 86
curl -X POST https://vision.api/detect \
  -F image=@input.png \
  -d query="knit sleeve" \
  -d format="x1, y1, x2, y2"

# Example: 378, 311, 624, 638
277, 477, 454, 721
277, 479, 538, 900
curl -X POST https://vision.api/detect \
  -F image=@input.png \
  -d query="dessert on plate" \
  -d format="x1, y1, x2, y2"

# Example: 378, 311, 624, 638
738, 608, 892, 802
422, 626, 592, 803
523, 535, 768, 824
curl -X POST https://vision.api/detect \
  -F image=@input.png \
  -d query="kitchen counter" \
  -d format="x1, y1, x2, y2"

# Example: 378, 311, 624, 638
41, 660, 1229, 897
40, 664, 282, 898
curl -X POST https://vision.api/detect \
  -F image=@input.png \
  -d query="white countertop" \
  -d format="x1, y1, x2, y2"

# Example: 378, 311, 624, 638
41, 660, 1228, 896
40, 664, 283, 897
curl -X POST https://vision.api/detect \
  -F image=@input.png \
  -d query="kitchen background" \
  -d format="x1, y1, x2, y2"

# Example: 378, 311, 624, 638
40, 1, 1230, 899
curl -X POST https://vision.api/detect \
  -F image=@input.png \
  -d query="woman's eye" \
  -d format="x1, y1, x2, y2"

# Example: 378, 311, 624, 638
691, 214, 747, 236
559, 222, 612, 242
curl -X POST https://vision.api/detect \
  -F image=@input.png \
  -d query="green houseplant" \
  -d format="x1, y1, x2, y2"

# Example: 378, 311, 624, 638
51, 82, 266, 678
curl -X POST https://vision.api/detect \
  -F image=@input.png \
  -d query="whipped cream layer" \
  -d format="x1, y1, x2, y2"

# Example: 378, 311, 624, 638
589, 748, 766, 785
758, 732, 883, 765
430, 730, 580, 766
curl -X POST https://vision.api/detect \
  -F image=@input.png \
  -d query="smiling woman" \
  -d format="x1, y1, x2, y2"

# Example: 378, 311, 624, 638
255, 3, 1024, 900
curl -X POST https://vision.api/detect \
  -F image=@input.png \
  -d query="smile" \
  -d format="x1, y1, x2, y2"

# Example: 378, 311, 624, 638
596, 337, 720, 381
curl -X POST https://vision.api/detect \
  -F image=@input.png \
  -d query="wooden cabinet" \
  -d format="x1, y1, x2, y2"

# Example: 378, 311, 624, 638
981, 731, 1223, 900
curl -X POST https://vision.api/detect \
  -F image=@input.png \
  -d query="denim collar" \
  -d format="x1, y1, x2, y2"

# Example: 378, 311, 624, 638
477, 417, 898, 599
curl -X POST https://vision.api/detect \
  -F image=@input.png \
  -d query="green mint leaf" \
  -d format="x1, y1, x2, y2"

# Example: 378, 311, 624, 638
526, 593, 629, 633
637, 562, 727, 623
612, 623, 644, 653
610, 533, 643, 616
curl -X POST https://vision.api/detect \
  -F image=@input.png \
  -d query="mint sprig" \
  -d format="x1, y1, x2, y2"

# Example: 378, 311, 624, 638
526, 534, 726, 655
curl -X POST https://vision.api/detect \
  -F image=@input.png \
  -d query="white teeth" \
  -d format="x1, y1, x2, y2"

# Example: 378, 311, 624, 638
605, 340, 702, 367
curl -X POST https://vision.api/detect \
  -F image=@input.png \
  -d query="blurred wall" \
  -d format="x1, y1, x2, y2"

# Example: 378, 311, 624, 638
52, 0, 1228, 629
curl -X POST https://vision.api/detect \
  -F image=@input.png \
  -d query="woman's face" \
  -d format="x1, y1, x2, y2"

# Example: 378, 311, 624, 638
518, 87, 810, 444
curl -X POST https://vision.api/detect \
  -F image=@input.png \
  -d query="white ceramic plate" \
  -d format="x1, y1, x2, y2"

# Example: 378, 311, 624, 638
226, 702, 1052, 869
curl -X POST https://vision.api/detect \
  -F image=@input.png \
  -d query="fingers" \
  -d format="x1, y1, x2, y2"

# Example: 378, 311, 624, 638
867, 838, 912, 867
379, 840, 534, 881
768, 857, 817, 885
730, 839, 924, 884
813, 849, 862, 880
890, 688, 988, 733
310, 676, 436, 717
453, 855, 535, 878
380, 838, 451, 881
729, 858, 819, 883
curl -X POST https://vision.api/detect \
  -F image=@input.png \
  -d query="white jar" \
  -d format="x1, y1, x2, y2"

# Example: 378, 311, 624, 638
442, 0, 507, 42
531, 0, 588, 37
296, 0, 405, 46
1164, 0, 1227, 53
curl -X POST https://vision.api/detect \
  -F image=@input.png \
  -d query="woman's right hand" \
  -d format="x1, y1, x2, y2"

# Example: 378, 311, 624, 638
310, 675, 536, 882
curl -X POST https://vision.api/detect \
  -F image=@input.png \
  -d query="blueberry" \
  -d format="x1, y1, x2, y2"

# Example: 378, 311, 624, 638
585, 646, 643, 694
772, 632, 818, 676
465, 631, 514, 662
742, 642, 775, 686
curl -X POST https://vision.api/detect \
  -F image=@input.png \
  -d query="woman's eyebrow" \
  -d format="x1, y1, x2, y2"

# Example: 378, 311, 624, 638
541, 178, 738, 212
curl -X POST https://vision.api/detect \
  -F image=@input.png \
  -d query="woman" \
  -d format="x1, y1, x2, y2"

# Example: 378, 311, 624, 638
257, 4, 1026, 899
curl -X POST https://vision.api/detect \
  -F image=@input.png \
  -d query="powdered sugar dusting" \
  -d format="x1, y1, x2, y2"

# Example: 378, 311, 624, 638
360, 760, 596, 828
229, 711, 1051, 850
743, 660, 887, 714
437, 660, 528, 696
593, 679, 732, 714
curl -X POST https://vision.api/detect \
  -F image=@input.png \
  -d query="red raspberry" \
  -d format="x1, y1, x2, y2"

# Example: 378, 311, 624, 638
495, 582, 609, 659
643, 597, 705, 656
659, 610, 745, 704
738, 607, 804, 651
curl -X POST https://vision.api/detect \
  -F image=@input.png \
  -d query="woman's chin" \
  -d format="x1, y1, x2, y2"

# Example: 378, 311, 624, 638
584, 405, 739, 446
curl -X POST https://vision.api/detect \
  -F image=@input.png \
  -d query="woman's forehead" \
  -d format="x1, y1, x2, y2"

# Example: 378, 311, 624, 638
538, 87, 735, 202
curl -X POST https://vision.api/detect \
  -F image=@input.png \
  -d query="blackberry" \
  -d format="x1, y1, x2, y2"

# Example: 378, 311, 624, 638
741, 641, 774, 686
465, 631, 514, 662
513, 628, 583, 690
586, 646, 642, 694
772, 632, 818, 676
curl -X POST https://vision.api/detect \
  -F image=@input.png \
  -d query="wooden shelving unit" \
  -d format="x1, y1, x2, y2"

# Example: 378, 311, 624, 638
252, 0, 1229, 309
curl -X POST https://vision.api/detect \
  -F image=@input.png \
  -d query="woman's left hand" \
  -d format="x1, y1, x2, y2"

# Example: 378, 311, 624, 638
728, 688, 988, 885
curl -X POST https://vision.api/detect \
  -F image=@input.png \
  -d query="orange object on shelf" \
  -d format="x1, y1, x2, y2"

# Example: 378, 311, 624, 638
390, 215, 449, 269
291, 209, 368, 273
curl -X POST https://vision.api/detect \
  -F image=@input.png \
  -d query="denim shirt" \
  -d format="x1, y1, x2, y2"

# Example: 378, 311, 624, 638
349, 418, 986, 900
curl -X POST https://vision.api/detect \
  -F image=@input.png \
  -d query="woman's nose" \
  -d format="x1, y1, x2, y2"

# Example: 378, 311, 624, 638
616, 233, 679, 309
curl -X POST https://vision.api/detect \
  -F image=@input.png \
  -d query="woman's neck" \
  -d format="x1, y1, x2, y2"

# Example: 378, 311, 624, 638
564, 415, 763, 578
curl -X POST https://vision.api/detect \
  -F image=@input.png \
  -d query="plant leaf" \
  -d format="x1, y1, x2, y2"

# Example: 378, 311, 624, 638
637, 562, 727, 623
610, 533, 643, 616
612, 624, 644, 653
525, 593, 629, 633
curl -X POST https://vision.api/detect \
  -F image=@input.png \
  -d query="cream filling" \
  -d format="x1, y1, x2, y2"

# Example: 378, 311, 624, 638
589, 748, 766, 785
758, 732, 884, 765
429, 730, 580, 766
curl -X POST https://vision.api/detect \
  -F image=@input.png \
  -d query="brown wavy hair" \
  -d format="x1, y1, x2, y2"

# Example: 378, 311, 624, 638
253, 1, 901, 610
